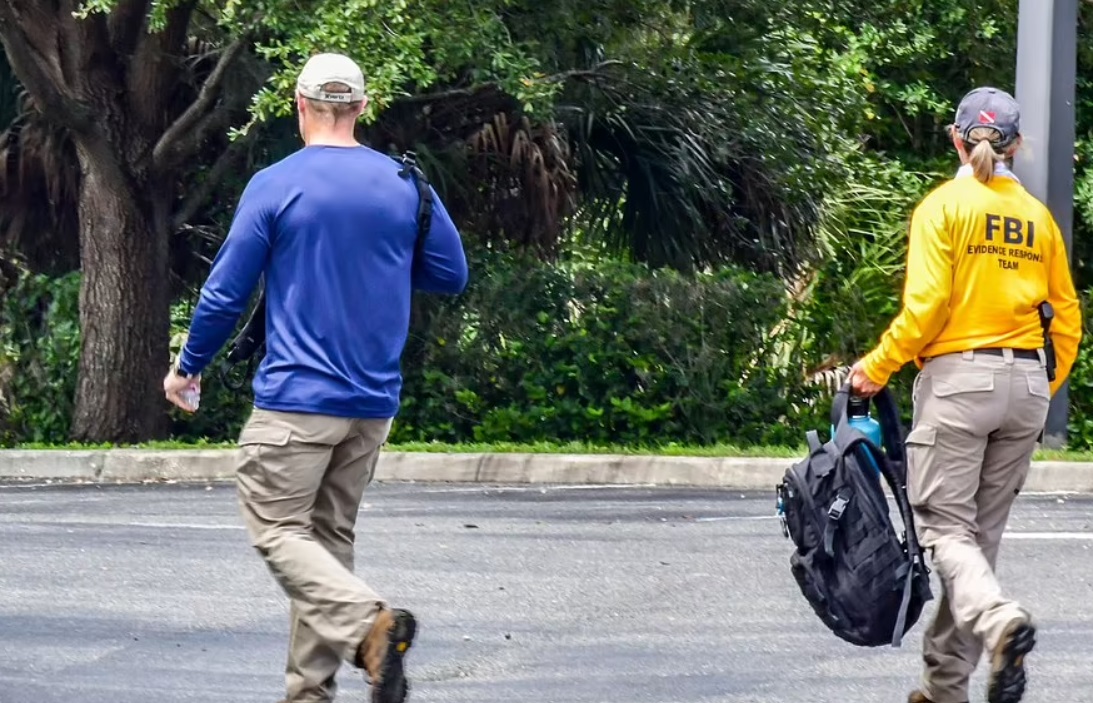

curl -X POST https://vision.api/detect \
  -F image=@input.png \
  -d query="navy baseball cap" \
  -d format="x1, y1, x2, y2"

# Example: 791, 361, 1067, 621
954, 86, 1021, 147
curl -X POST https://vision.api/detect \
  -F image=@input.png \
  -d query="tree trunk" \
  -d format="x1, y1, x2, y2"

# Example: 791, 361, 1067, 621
69, 144, 171, 443
0, 0, 248, 444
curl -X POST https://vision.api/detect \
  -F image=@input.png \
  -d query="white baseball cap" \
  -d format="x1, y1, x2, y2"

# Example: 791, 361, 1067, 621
296, 53, 366, 103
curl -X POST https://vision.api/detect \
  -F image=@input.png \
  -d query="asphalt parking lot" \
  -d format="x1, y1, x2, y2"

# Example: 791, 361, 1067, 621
1, 481, 1091, 702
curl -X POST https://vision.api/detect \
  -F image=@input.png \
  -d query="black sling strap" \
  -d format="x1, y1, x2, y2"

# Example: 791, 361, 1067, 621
219, 151, 435, 389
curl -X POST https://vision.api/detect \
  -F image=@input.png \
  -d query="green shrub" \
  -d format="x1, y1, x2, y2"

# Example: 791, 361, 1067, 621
0, 270, 80, 444
0, 269, 255, 446
11, 253, 1089, 451
1, 254, 828, 448
165, 297, 258, 444
1065, 290, 1093, 450
394, 251, 822, 447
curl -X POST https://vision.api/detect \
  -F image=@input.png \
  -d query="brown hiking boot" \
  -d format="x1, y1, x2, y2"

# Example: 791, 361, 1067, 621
356, 607, 417, 703
987, 616, 1037, 703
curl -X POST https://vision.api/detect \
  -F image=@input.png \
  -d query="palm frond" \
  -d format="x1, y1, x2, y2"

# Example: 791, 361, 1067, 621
0, 88, 81, 276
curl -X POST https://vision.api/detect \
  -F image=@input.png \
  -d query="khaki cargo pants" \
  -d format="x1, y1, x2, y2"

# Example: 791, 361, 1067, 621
905, 349, 1050, 703
235, 407, 394, 703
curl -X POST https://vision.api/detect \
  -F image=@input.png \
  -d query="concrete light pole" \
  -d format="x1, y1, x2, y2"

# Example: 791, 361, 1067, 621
1011, 0, 1079, 449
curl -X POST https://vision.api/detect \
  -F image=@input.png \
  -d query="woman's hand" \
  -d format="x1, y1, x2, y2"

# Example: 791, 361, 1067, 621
847, 361, 884, 398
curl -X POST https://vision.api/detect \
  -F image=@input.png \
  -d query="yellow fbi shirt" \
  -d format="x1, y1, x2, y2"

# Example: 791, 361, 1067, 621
861, 170, 1082, 396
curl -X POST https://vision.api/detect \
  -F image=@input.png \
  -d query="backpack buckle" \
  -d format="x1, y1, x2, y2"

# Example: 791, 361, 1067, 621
398, 150, 419, 177
828, 495, 849, 521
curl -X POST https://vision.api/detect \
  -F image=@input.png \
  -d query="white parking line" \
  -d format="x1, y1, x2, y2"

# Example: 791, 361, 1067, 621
695, 516, 779, 522
414, 483, 660, 494
122, 521, 245, 531
1003, 532, 1093, 540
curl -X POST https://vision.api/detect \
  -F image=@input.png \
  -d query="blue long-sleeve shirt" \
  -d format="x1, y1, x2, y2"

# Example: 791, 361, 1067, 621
178, 144, 469, 418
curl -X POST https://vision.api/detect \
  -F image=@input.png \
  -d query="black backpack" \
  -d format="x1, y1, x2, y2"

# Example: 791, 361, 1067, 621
775, 385, 933, 648
218, 151, 435, 390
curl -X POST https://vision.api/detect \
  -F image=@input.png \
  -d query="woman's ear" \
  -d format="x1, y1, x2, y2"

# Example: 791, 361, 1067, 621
951, 125, 969, 163
1004, 134, 1023, 160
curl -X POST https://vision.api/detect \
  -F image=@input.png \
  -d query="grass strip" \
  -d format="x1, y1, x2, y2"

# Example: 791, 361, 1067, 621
7, 440, 1093, 462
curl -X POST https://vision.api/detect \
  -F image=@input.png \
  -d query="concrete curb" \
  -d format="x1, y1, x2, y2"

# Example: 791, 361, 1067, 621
3, 450, 1093, 492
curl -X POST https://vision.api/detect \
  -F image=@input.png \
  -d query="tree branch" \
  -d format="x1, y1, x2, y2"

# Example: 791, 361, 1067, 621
0, 2, 93, 132
57, 0, 114, 84
108, 0, 151, 57
395, 60, 625, 106
127, 0, 196, 130
153, 36, 247, 170
544, 60, 625, 83
171, 105, 237, 167
171, 130, 254, 232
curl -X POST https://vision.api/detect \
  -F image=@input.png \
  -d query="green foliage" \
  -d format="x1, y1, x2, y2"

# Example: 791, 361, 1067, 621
74, 0, 557, 138
1064, 289, 1093, 450
224, 0, 556, 134
7, 261, 1093, 452
13, 438, 810, 458
14, 439, 1093, 463
558, 0, 875, 274
2, 259, 831, 449
0, 271, 80, 444
821, 0, 1017, 163
11, 0, 1093, 453
165, 297, 259, 443
791, 156, 936, 370
0, 268, 253, 446
393, 251, 823, 447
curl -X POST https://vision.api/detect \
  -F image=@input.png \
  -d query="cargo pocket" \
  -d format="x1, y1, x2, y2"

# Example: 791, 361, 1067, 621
904, 424, 937, 509
236, 420, 295, 503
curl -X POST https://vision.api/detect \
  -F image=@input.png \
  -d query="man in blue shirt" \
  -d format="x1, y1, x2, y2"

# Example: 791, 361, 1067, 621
163, 52, 468, 703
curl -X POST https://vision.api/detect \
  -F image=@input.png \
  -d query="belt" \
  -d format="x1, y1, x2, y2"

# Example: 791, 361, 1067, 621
971, 347, 1041, 360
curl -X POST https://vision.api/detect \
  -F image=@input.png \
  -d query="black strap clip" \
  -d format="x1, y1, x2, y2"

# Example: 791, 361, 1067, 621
822, 493, 850, 557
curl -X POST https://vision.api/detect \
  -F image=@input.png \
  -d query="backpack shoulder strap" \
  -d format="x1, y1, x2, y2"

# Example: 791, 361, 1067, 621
805, 429, 823, 455
871, 387, 906, 468
395, 150, 434, 255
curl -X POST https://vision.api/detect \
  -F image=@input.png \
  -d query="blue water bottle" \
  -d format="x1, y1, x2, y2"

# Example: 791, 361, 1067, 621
832, 395, 882, 477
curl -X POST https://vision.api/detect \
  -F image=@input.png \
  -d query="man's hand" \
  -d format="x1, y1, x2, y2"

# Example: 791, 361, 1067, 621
847, 360, 884, 398
163, 368, 201, 413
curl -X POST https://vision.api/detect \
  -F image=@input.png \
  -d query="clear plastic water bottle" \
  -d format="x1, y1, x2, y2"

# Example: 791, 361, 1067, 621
180, 383, 201, 411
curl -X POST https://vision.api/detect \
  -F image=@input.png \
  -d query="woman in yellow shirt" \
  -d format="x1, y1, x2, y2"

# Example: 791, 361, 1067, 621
848, 86, 1082, 703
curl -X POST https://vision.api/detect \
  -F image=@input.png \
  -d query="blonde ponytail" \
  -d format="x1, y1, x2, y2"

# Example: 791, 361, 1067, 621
965, 126, 1006, 183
